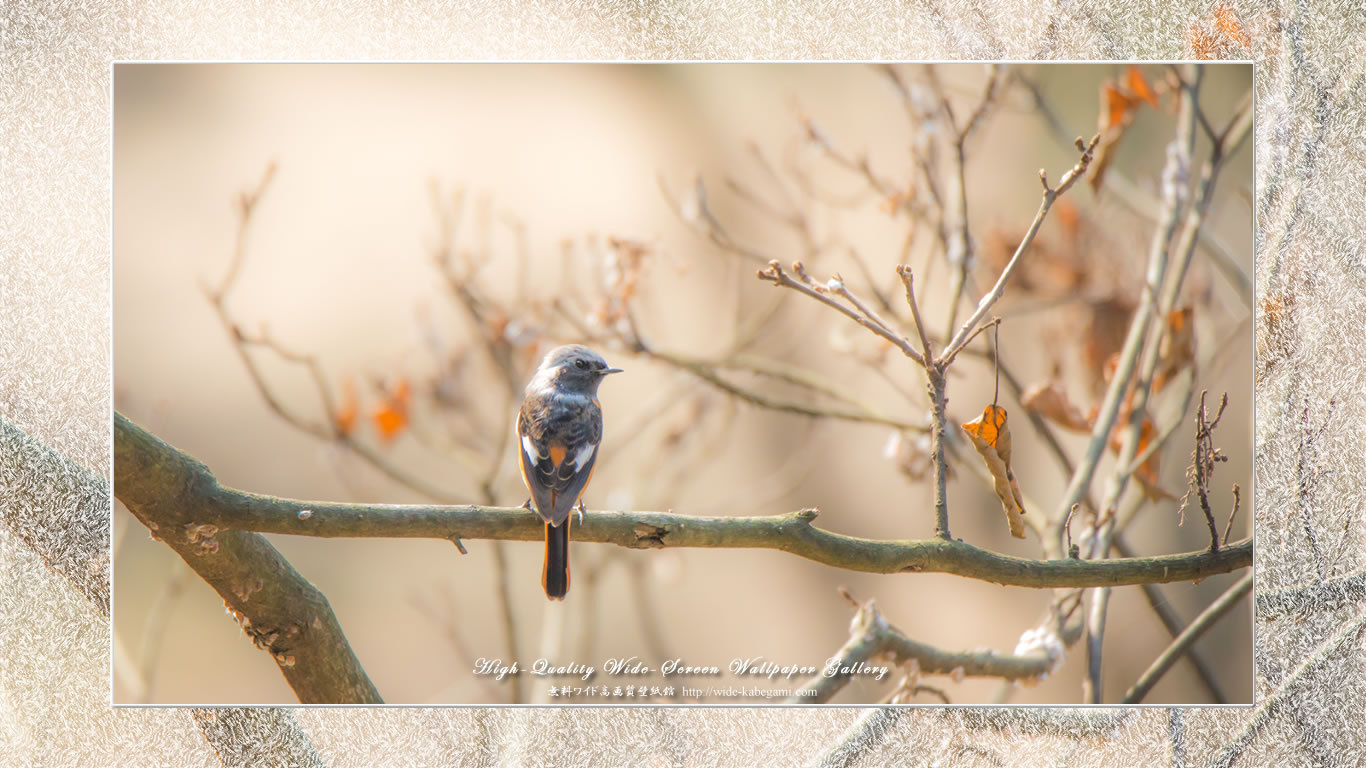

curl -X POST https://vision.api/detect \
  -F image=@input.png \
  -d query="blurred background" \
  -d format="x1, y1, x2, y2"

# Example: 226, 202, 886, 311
113, 63, 1252, 705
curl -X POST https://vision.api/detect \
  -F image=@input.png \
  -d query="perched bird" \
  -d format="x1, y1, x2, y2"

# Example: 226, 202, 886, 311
516, 345, 621, 599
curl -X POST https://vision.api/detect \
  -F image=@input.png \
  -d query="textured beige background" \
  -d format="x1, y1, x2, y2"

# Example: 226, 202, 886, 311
1, 0, 1362, 766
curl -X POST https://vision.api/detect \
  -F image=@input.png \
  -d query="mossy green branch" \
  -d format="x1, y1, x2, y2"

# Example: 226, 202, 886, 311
116, 412, 1251, 591
114, 412, 382, 705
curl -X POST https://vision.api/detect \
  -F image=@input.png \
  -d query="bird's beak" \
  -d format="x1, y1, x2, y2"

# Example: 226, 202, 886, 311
599, 367, 624, 375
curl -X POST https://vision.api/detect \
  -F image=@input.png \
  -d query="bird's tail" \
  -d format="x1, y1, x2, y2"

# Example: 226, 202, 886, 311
542, 518, 570, 600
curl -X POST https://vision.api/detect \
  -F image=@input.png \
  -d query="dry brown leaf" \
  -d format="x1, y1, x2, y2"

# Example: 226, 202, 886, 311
1082, 298, 1135, 395
1257, 292, 1293, 381
1091, 81, 1134, 194
1153, 307, 1196, 393
961, 405, 1027, 539
1111, 416, 1176, 502
1087, 134, 1117, 194
1020, 381, 1092, 433
982, 227, 1086, 296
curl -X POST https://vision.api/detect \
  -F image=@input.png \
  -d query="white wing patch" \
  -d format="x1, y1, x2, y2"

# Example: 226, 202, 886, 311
522, 435, 543, 463
571, 442, 596, 471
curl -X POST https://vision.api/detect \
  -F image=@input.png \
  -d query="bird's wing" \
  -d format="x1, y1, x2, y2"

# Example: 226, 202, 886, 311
517, 397, 602, 526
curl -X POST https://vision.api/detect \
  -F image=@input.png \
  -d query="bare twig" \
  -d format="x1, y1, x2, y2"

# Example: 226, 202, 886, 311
1076, 106, 1188, 696
757, 261, 926, 367
1256, 565, 1366, 619
1295, 394, 1335, 582
1177, 391, 1230, 552
1208, 603, 1366, 768
1051, 66, 1200, 552
1012, 71, 1253, 307
895, 265, 936, 365
1223, 484, 1241, 548
137, 559, 189, 703
1120, 572, 1252, 703
639, 346, 925, 432
1064, 504, 1079, 558
939, 133, 1098, 364
787, 588, 1061, 703
1112, 534, 1229, 703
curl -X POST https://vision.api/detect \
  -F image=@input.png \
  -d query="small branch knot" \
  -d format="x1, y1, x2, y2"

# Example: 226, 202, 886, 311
631, 523, 668, 549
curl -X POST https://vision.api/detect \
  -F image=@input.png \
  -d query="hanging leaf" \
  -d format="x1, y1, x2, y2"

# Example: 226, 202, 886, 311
1092, 70, 1162, 192
1153, 307, 1196, 393
1082, 297, 1135, 395
1101, 84, 1138, 132
1257, 292, 1292, 381
961, 405, 1027, 539
1021, 381, 1092, 433
1126, 66, 1160, 109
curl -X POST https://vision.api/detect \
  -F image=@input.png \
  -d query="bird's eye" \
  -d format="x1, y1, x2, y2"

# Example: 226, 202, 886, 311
575, 359, 588, 369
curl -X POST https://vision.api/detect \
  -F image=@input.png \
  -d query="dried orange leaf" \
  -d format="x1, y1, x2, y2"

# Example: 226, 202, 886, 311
1111, 417, 1174, 502
371, 403, 407, 442
371, 377, 411, 442
961, 405, 1027, 539
1126, 66, 1160, 110
1083, 298, 1134, 395
1101, 83, 1138, 131
1257, 293, 1292, 381
1021, 381, 1091, 433
1188, 22, 1217, 59
1153, 307, 1196, 393
1214, 2, 1251, 49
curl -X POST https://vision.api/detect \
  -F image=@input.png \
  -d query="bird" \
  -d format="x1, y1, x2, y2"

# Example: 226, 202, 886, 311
516, 344, 622, 599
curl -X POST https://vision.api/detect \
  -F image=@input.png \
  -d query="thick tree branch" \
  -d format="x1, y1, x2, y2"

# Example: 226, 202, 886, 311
3, 416, 333, 753
0, 415, 110, 616
1256, 566, 1366, 619
116, 413, 1249, 591
191, 708, 327, 768
1208, 603, 1366, 768
114, 412, 382, 704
